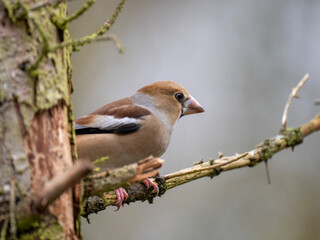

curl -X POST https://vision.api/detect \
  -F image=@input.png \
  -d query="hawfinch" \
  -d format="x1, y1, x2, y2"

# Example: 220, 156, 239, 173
75, 81, 204, 208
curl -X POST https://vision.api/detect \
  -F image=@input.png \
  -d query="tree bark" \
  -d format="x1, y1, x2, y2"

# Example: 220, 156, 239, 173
0, 1, 76, 239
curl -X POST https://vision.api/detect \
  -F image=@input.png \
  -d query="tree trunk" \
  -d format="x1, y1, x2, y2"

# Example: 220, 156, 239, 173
0, 1, 77, 239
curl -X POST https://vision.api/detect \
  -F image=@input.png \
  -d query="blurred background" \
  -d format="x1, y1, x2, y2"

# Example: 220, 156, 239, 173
68, 0, 320, 239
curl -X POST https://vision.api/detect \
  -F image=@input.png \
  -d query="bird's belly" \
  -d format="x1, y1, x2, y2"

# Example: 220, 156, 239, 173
76, 125, 171, 169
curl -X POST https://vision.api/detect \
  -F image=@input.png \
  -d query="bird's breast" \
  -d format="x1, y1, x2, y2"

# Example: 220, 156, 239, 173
76, 115, 171, 169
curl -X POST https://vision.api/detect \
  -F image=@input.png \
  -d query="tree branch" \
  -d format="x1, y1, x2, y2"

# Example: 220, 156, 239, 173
53, 0, 96, 29
6, 0, 125, 74
94, 114, 319, 212
83, 156, 164, 198
30, 160, 93, 214
90, 34, 125, 54
51, 0, 127, 51
81, 157, 164, 217
280, 73, 309, 132
51, 34, 125, 54
77, 75, 320, 216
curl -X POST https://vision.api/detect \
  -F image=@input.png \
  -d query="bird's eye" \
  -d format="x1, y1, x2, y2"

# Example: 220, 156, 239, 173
175, 93, 184, 103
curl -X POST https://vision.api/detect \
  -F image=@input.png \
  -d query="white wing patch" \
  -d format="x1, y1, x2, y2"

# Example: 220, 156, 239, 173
74, 123, 87, 130
74, 115, 138, 131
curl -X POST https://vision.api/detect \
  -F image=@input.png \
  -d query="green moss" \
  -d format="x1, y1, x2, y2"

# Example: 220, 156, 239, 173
93, 156, 109, 166
284, 128, 304, 146
19, 2, 71, 110
1, 1, 72, 113
3, 0, 19, 22
19, 222, 64, 240
52, 0, 96, 30
17, 215, 41, 232
261, 148, 273, 161
92, 167, 101, 173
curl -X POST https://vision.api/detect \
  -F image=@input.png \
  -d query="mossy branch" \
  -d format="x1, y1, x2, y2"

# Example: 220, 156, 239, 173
83, 156, 164, 198
52, 0, 96, 29
82, 113, 319, 214
51, 0, 127, 51
81, 157, 164, 217
50, 34, 125, 53
79, 75, 320, 215
3, 0, 126, 76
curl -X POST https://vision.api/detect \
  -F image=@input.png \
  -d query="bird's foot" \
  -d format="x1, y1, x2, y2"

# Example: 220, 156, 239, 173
115, 187, 128, 211
143, 178, 159, 195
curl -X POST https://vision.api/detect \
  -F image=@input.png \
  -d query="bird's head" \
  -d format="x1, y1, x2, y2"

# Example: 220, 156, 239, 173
137, 81, 204, 125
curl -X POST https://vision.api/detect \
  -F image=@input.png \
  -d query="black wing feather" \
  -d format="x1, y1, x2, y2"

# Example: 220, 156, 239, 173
75, 123, 140, 135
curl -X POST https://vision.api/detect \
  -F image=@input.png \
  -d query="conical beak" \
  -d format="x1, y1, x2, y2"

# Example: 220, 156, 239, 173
182, 95, 205, 116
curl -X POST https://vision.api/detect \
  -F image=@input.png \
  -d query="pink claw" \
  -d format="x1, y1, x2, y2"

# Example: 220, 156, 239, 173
143, 178, 159, 195
115, 187, 128, 211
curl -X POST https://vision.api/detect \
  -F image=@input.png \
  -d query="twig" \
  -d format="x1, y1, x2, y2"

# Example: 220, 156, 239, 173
30, 160, 93, 213
51, 0, 127, 51
13, 0, 125, 71
87, 113, 320, 213
95, 0, 126, 34
55, 0, 96, 28
300, 113, 320, 136
264, 160, 271, 184
51, 34, 125, 53
91, 35, 125, 54
164, 152, 248, 180
280, 73, 309, 132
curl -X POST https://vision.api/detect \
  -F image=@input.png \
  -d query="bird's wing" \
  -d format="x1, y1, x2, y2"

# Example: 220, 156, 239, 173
74, 98, 151, 135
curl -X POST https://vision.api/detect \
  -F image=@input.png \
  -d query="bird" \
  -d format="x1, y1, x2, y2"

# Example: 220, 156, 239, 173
74, 81, 204, 209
